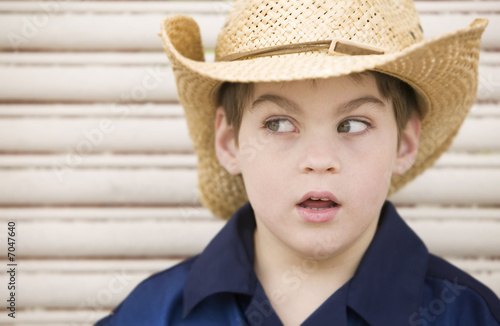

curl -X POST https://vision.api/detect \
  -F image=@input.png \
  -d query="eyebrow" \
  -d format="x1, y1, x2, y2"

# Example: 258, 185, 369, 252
250, 94, 386, 116
337, 96, 386, 116
250, 94, 302, 115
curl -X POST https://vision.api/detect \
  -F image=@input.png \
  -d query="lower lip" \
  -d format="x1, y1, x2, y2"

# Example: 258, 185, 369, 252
296, 204, 340, 223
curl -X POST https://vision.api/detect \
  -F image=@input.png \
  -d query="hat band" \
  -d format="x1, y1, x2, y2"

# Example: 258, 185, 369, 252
218, 39, 385, 61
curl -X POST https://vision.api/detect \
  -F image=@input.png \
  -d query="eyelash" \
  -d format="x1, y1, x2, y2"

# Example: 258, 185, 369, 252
262, 117, 373, 135
262, 117, 296, 134
338, 119, 373, 135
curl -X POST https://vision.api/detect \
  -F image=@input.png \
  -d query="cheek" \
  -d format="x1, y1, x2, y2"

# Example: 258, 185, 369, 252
346, 140, 396, 200
236, 140, 278, 191
241, 156, 284, 201
237, 149, 295, 224
236, 126, 287, 172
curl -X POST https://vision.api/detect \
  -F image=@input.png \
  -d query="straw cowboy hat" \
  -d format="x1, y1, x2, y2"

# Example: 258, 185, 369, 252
160, 0, 488, 219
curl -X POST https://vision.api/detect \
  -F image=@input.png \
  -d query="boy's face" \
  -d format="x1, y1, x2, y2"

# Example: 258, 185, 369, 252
215, 74, 420, 261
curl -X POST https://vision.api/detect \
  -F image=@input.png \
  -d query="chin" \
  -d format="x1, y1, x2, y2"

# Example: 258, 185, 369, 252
288, 234, 345, 261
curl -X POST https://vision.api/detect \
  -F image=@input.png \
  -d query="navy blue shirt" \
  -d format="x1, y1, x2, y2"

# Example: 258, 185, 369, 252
96, 201, 500, 325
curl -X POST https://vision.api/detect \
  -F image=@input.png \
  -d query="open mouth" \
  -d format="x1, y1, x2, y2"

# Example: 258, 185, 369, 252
298, 197, 339, 210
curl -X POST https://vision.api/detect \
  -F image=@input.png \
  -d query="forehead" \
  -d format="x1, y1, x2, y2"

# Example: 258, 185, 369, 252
253, 73, 378, 98
250, 73, 383, 112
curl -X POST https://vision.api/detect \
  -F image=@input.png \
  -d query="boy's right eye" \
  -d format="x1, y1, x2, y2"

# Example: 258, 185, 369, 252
264, 118, 296, 133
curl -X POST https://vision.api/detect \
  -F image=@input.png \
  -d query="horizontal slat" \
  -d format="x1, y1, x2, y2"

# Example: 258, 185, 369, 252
0, 13, 221, 51
415, 1, 500, 12
448, 258, 500, 273
1, 51, 498, 66
7, 220, 224, 257
0, 65, 176, 102
9, 259, 183, 272
419, 13, 499, 50
0, 205, 499, 222
0, 153, 499, 169
0, 168, 498, 206
0, 270, 149, 309
0, 259, 500, 312
0, 1, 233, 13
0, 218, 498, 258
0, 206, 498, 233
0, 169, 199, 205
0, 102, 497, 117
0, 103, 184, 117
410, 220, 500, 256
7, 258, 500, 274
469, 103, 500, 117
1, 1, 500, 13
433, 153, 500, 168
0, 52, 168, 65
0, 2, 498, 51
397, 206, 500, 221
0, 117, 498, 153
0, 65, 498, 103
0, 103, 185, 119
0, 118, 194, 152
390, 168, 500, 205
451, 118, 500, 151
0, 206, 212, 220
0, 154, 198, 168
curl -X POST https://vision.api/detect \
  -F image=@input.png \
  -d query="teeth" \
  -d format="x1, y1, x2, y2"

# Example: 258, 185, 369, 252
308, 205, 335, 210
310, 197, 330, 201
298, 203, 338, 210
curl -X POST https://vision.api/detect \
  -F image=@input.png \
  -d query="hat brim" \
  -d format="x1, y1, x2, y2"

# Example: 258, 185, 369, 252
161, 15, 488, 219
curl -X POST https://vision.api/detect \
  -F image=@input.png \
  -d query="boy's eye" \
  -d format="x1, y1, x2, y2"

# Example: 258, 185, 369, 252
265, 118, 296, 133
337, 120, 369, 133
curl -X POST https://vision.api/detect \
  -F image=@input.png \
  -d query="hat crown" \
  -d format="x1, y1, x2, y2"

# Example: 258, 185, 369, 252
215, 0, 423, 60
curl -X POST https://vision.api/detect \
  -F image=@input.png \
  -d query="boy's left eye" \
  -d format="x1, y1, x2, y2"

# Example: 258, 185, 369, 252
337, 120, 369, 133
264, 118, 296, 133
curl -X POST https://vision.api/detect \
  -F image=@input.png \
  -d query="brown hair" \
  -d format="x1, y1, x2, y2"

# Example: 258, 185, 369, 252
217, 71, 419, 146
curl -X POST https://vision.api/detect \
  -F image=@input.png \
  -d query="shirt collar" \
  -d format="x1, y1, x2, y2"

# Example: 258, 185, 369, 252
183, 202, 257, 317
183, 201, 429, 324
347, 202, 429, 325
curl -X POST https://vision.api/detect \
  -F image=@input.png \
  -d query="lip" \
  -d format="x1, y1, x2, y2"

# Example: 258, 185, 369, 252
297, 191, 339, 205
296, 190, 341, 223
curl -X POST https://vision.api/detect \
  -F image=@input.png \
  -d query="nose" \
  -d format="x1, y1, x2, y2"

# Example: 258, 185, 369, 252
299, 135, 341, 174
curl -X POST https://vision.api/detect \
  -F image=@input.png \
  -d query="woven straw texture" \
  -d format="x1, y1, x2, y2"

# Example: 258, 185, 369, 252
216, 0, 422, 59
160, 0, 488, 220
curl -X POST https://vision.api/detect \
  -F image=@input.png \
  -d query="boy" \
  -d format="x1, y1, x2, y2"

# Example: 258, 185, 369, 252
97, 0, 500, 325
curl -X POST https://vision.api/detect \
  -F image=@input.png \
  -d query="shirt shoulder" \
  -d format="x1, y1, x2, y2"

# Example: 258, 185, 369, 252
94, 256, 196, 326
410, 254, 500, 325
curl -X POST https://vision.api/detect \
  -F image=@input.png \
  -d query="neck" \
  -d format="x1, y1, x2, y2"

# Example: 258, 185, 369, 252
253, 218, 378, 325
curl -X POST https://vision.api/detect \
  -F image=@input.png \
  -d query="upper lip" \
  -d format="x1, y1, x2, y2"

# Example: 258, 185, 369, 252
297, 191, 340, 205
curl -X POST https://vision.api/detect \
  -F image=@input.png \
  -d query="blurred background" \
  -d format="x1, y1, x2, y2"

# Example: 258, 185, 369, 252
0, 0, 499, 325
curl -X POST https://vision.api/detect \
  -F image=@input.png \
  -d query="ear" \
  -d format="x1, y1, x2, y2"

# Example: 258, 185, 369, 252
214, 106, 241, 175
393, 112, 421, 175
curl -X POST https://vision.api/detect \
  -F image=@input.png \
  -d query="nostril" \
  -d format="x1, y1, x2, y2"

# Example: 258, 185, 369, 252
300, 151, 340, 173
303, 165, 337, 173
